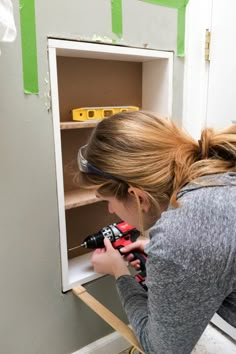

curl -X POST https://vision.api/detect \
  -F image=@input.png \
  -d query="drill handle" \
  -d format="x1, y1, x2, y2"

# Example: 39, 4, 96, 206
116, 245, 147, 273
131, 251, 147, 272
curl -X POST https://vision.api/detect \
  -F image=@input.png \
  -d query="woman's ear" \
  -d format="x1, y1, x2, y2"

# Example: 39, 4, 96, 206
127, 186, 151, 213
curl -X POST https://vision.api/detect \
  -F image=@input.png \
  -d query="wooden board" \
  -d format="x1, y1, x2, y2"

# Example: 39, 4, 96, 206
73, 285, 145, 353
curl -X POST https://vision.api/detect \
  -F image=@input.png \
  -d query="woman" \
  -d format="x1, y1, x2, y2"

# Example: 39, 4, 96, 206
78, 111, 236, 354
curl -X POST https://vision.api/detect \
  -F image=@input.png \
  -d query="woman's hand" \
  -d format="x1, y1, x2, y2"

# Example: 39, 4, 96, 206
120, 239, 150, 270
91, 237, 131, 279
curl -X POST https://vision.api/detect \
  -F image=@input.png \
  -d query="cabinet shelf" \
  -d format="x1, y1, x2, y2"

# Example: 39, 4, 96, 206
65, 189, 98, 210
60, 121, 99, 130
68, 253, 104, 288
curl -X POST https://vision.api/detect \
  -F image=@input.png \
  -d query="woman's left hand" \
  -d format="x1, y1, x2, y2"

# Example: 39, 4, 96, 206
91, 237, 131, 279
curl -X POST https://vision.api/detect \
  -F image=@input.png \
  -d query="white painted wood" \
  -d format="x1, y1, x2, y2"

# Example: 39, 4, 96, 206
167, 55, 173, 118
48, 38, 173, 61
183, 0, 236, 136
211, 314, 236, 341
48, 45, 103, 292
205, 0, 236, 130
182, 0, 213, 139
143, 55, 173, 117
66, 254, 104, 292
49, 39, 173, 291
48, 47, 69, 291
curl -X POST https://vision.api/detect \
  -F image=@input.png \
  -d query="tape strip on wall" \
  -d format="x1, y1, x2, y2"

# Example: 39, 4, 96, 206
111, 0, 123, 38
111, 0, 189, 56
19, 0, 39, 94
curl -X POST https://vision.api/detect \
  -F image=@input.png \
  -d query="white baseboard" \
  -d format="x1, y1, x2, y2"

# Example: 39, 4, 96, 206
211, 314, 236, 340
72, 331, 130, 354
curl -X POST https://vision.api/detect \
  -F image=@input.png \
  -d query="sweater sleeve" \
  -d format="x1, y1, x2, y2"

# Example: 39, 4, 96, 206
116, 257, 224, 354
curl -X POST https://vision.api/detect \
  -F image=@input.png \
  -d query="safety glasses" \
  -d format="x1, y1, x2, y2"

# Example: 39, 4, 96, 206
78, 144, 121, 181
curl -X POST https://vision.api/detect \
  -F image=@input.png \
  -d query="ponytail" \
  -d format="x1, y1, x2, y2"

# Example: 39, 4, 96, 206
78, 111, 236, 209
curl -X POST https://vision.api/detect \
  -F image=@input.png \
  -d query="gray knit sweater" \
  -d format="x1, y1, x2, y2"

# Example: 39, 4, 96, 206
116, 172, 236, 354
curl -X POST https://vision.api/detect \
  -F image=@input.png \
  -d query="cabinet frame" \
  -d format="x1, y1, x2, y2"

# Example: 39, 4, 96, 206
48, 38, 173, 292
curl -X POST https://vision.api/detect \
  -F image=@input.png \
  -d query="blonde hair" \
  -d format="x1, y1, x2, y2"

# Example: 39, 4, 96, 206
79, 111, 236, 209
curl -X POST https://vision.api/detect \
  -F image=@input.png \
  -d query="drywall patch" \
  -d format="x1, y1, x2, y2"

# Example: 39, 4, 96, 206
140, 0, 189, 56
111, 0, 189, 55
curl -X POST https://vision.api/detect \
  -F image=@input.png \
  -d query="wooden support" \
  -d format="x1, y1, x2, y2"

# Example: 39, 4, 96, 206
73, 285, 145, 353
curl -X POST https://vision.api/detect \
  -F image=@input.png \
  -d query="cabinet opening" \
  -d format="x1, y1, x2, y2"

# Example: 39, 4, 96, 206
48, 39, 173, 291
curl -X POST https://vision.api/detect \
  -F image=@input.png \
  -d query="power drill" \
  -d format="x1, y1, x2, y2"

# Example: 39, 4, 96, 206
80, 221, 147, 291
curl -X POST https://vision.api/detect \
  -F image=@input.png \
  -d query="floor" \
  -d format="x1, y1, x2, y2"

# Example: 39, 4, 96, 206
118, 324, 236, 354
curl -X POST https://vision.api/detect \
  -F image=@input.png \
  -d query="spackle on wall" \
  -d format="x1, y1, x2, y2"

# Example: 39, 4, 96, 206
91, 34, 114, 44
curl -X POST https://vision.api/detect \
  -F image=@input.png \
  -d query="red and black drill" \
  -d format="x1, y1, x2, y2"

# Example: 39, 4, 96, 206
78, 221, 147, 291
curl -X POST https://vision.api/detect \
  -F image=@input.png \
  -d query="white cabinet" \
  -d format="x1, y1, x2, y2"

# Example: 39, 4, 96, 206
48, 39, 173, 291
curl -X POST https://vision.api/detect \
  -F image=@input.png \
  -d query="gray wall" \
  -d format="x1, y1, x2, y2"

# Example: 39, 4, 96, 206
0, 1, 184, 353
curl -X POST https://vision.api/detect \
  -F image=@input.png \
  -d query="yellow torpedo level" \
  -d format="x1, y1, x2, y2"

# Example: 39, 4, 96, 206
72, 106, 139, 122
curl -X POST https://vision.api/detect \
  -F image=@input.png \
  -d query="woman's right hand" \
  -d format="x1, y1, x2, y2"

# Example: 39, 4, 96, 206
119, 239, 149, 270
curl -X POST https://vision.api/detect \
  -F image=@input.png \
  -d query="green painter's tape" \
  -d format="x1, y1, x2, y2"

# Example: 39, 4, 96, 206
140, 0, 188, 7
140, 0, 189, 56
177, 5, 186, 56
111, 0, 123, 38
19, 0, 39, 94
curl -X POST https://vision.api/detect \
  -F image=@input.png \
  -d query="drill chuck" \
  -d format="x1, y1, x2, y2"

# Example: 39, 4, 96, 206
82, 224, 124, 248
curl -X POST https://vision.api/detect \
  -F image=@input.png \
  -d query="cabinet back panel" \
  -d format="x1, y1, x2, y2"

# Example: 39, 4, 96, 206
57, 57, 142, 122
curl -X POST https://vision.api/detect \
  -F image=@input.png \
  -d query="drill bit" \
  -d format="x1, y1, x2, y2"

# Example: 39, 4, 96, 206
68, 243, 86, 252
